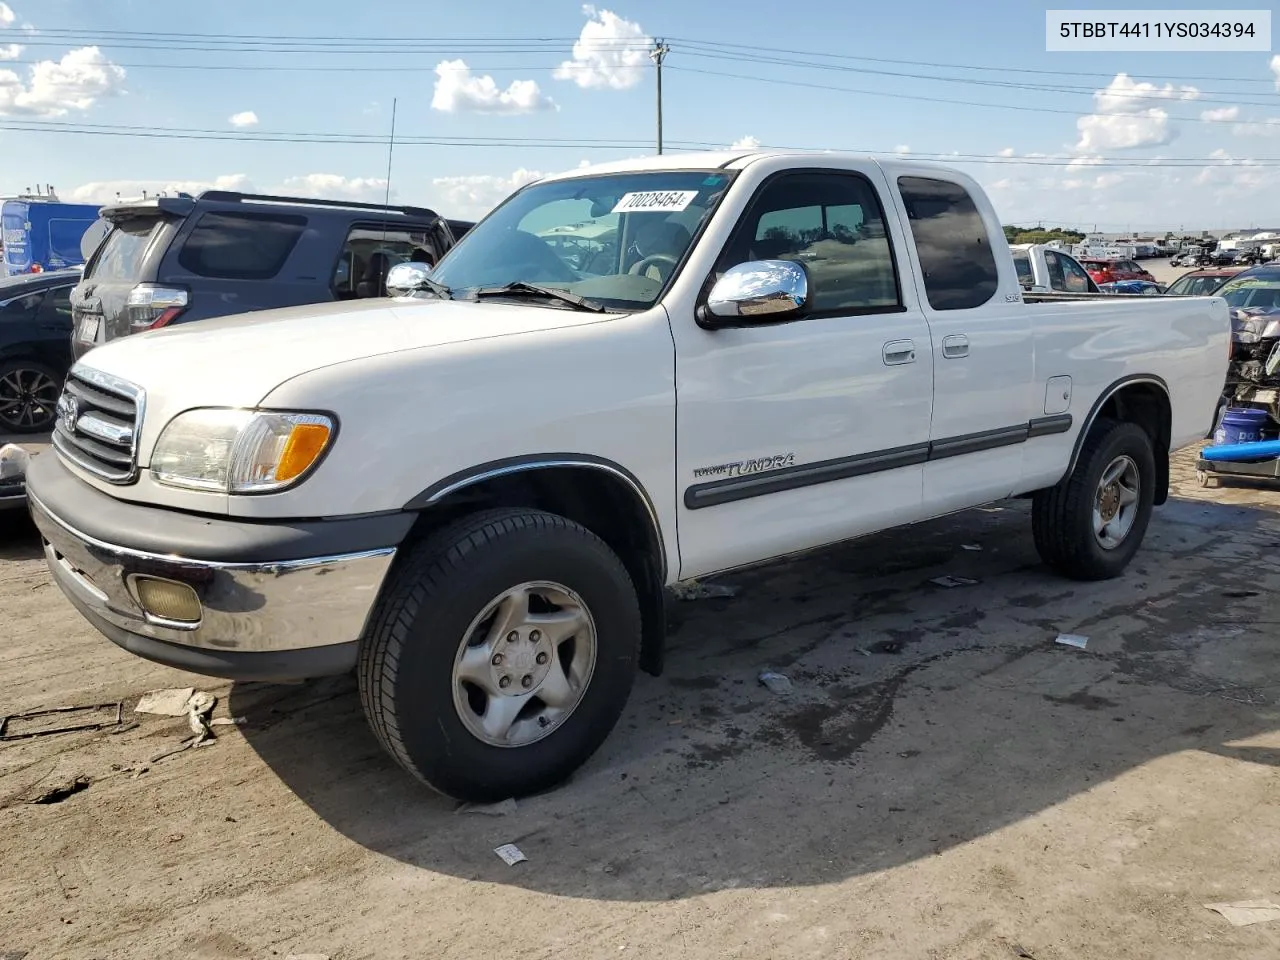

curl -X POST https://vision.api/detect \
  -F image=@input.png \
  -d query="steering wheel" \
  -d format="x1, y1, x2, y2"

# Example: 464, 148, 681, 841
628, 253, 679, 281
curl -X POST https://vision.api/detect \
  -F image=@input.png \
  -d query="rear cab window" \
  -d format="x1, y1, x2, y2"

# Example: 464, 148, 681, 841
1012, 252, 1033, 285
177, 211, 307, 280
896, 176, 998, 310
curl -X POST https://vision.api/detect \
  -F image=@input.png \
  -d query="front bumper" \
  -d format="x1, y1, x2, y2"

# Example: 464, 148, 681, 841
26, 453, 413, 681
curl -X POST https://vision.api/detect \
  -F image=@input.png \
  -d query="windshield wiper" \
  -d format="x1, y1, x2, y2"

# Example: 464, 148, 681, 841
416, 277, 453, 300
472, 281, 605, 313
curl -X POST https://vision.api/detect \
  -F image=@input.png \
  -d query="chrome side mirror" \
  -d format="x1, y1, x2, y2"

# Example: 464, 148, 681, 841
385, 261, 433, 297
703, 260, 807, 324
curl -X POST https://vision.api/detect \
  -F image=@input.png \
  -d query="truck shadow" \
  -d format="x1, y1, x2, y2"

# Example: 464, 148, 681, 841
234, 493, 1280, 901
0, 508, 43, 561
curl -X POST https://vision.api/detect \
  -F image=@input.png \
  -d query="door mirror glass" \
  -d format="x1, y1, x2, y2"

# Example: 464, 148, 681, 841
705, 260, 807, 321
386, 261, 433, 297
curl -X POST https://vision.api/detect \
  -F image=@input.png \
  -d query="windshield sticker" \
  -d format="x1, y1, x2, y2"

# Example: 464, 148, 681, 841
611, 190, 699, 214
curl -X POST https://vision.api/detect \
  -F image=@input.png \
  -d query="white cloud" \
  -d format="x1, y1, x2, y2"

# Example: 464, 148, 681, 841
553, 5, 651, 91
431, 168, 543, 220
1200, 106, 1239, 122
1074, 73, 1199, 152
730, 134, 760, 150
0, 3, 13, 25
1271, 55, 1280, 89
894, 144, 911, 154
998, 147, 1015, 157
65, 175, 256, 205
0, 43, 20, 59
0, 46, 126, 117
277, 174, 389, 203
228, 110, 258, 128
431, 59, 555, 114
1232, 117, 1280, 137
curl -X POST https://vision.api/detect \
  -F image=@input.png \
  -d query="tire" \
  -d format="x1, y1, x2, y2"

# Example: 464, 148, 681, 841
0, 359, 63, 434
1032, 419, 1156, 581
358, 508, 641, 801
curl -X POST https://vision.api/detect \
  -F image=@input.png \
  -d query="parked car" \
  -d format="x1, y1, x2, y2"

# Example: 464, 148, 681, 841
1079, 257, 1155, 286
0, 268, 78, 433
1010, 243, 1100, 293
1098, 280, 1165, 295
26, 151, 1229, 801
70, 190, 467, 362
1164, 267, 1245, 297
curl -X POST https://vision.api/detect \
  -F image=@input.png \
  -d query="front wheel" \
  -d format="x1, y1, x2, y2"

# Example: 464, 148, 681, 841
358, 508, 640, 802
0, 359, 62, 434
1032, 419, 1156, 581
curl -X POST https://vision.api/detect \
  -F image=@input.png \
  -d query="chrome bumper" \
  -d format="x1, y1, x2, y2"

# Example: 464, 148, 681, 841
29, 490, 396, 654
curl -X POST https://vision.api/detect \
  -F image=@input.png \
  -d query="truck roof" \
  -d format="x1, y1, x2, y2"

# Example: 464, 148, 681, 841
539, 150, 974, 184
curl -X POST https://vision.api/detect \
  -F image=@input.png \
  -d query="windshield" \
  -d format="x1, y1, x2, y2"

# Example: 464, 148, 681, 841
1167, 274, 1231, 297
1219, 275, 1280, 310
430, 170, 734, 310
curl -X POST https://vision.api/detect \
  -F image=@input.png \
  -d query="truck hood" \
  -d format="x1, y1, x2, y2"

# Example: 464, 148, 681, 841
75, 294, 611, 404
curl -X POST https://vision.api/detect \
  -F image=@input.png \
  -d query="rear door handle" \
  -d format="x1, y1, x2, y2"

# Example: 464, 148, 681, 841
882, 339, 916, 366
942, 334, 969, 359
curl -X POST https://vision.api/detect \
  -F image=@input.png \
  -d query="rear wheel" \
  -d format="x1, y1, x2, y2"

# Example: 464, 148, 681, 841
0, 359, 61, 434
358, 508, 640, 801
1032, 419, 1156, 581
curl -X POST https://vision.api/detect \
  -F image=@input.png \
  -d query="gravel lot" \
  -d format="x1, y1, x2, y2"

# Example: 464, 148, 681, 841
4, 438, 1280, 959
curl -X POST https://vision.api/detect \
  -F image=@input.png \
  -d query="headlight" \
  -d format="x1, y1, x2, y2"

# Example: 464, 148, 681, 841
151, 409, 335, 493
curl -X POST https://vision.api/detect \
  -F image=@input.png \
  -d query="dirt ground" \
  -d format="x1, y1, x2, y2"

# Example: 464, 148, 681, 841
4, 442, 1280, 959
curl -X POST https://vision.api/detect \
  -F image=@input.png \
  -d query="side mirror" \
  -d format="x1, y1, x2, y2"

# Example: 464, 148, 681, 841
385, 261, 433, 298
702, 260, 807, 325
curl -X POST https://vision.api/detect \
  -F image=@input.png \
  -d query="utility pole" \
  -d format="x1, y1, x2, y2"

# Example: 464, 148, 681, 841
650, 39, 669, 155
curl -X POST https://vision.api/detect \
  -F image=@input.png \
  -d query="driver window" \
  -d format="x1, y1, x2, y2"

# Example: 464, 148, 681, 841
720, 172, 902, 314
1059, 255, 1092, 293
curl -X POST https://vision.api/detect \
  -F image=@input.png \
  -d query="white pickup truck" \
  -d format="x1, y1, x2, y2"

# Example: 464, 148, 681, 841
25, 151, 1229, 801
1010, 243, 1100, 294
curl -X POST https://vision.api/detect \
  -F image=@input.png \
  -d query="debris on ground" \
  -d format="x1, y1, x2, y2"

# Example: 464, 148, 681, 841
669, 581, 738, 600
457, 798, 517, 816
757, 670, 793, 693
961, 544, 983, 551
1204, 900, 1280, 926
1054, 634, 1089, 650
0, 702, 123, 741
285, 954, 331, 960
186, 692, 217, 743
26, 774, 91, 805
134, 688, 196, 717
494, 843, 528, 866
210, 716, 246, 727
929, 575, 979, 588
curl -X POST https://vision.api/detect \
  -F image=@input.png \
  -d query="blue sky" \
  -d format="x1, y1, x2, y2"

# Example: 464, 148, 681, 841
1, 0, 1278, 230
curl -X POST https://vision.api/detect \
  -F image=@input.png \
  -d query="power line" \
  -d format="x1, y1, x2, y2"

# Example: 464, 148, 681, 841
666, 65, 1280, 128
2, 118, 1279, 168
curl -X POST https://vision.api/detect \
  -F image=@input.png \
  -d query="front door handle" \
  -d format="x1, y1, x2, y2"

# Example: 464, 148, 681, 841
942, 334, 969, 359
882, 339, 916, 366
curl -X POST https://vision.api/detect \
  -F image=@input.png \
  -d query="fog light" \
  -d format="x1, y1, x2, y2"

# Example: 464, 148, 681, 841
132, 577, 202, 623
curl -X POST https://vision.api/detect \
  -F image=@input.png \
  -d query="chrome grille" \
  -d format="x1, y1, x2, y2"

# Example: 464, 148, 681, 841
52, 367, 144, 483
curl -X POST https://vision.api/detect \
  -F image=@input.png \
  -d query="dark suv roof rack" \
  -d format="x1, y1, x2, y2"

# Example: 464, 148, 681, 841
196, 190, 441, 220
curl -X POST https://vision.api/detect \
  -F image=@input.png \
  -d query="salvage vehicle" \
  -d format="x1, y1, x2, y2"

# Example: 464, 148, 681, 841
1079, 257, 1155, 286
1164, 267, 1244, 297
1010, 243, 1099, 294
24, 151, 1230, 801
0, 269, 78, 433
70, 191, 466, 362
1098, 280, 1165, 296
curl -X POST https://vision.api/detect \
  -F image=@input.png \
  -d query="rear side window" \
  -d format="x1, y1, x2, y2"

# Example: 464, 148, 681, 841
178, 211, 306, 280
88, 218, 162, 281
1012, 253, 1032, 283
897, 176, 998, 311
